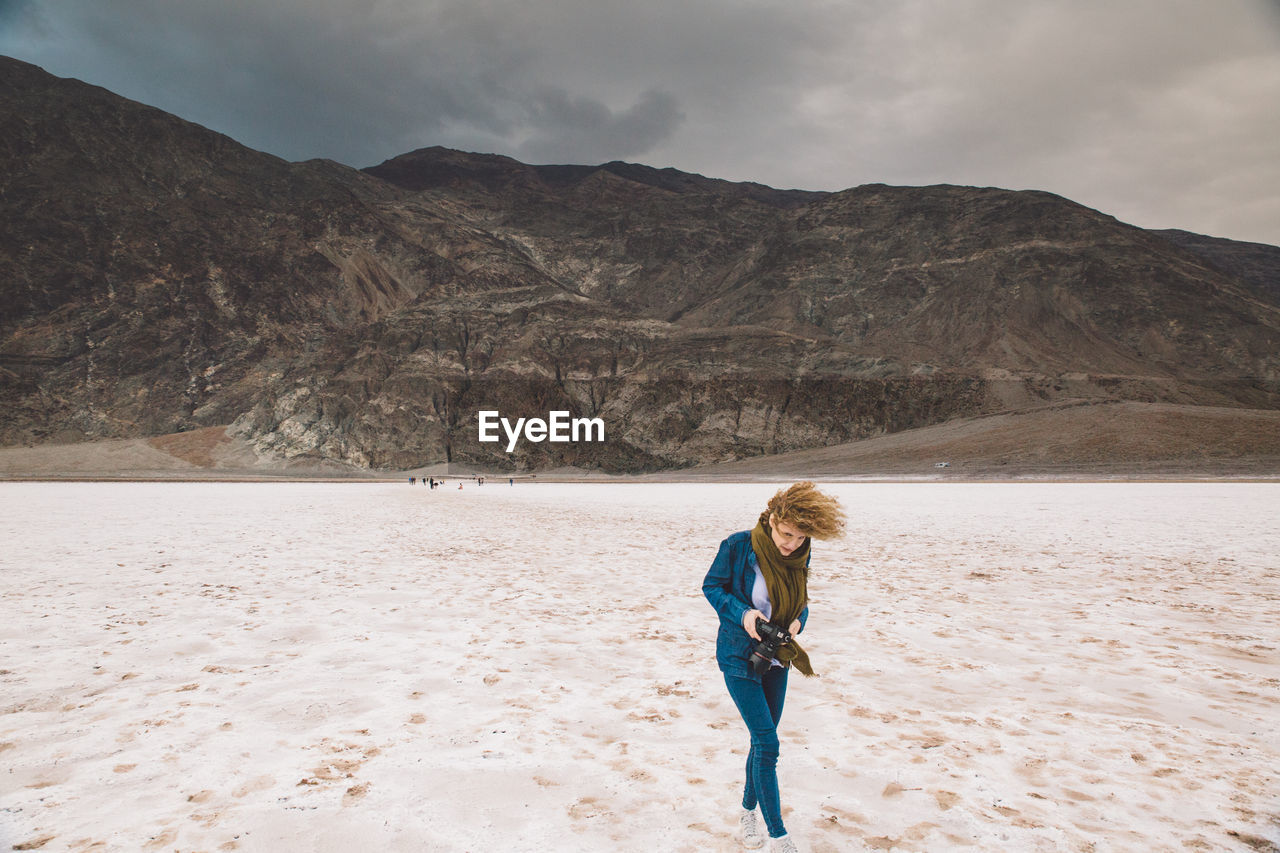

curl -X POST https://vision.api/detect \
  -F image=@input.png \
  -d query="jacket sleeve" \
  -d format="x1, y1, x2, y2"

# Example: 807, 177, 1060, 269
702, 537, 749, 629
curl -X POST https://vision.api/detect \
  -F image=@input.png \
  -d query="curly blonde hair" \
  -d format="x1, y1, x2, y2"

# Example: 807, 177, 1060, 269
760, 481, 846, 540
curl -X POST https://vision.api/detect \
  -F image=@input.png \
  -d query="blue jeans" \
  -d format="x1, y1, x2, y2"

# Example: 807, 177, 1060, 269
724, 666, 789, 838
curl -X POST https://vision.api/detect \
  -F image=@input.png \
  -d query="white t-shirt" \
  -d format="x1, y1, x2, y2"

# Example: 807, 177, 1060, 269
751, 563, 773, 619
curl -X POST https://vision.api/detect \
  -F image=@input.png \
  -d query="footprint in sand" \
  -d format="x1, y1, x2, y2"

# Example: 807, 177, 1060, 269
342, 783, 371, 805
568, 796, 612, 820
141, 828, 178, 850
933, 790, 960, 810
232, 775, 275, 798
882, 781, 913, 798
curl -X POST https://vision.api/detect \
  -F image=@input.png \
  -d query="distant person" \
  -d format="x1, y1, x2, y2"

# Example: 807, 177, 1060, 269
509, 478, 513, 486
409, 477, 416, 485
702, 481, 846, 853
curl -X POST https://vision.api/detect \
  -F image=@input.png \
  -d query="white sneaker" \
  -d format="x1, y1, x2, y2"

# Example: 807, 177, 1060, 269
770, 834, 799, 853
739, 808, 764, 849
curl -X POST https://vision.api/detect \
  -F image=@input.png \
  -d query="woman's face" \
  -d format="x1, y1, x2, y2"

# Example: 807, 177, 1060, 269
769, 515, 807, 556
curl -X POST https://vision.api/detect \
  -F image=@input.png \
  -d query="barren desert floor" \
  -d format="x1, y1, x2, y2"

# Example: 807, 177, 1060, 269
1, 482, 1277, 852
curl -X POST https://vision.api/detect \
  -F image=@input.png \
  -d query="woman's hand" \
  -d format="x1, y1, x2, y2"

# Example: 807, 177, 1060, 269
742, 609, 765, 640
788, 619, 801, 637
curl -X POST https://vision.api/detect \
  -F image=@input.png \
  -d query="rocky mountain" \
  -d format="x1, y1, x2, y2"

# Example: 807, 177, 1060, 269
1154, 229, 1280, 308
2, 55, 1278, 473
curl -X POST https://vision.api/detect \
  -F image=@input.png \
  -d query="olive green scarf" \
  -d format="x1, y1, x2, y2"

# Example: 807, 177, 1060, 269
750, 516, 816, 677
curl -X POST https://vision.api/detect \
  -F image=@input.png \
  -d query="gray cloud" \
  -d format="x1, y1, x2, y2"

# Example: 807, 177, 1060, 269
0, 0, 700, 167
515, 89, 684, 164
1, 0, 1278, 244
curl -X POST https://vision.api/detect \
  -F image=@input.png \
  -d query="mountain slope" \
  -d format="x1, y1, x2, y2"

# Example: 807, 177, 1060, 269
367, 149, 1280, 382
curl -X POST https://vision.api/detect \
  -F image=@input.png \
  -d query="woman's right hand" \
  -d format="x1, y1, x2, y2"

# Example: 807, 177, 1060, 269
742, 609, 765, 641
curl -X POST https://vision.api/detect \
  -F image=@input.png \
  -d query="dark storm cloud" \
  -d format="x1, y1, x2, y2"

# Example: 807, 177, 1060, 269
3, 0, 524, 163
515, 89, 684, 164
0, 0, 699, 166
2, 0, 1278, 243
0, 0, 831, 166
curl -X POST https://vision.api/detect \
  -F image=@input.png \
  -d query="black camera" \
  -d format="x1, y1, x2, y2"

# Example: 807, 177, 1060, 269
748, 618, 792, 675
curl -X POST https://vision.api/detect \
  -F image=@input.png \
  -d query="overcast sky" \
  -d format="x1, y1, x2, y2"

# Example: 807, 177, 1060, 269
3, 0, 1279, 244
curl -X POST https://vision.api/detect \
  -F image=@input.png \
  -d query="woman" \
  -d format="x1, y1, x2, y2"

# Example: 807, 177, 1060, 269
702, 481, 846, 853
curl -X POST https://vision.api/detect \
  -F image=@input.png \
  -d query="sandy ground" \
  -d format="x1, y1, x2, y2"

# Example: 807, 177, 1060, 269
1, 482, 1278, 852
0, 427, 377, 481
2, 402, 1279, 483
662, 402, 1280, 482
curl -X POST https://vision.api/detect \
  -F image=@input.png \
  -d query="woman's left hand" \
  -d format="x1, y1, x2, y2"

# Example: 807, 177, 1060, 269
788, 619, 801, 637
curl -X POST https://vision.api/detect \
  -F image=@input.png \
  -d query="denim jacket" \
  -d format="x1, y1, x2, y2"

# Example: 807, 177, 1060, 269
702, 529, 810, 682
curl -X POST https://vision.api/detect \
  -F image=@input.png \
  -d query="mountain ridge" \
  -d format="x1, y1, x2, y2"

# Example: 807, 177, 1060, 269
2, 55, 1278, 473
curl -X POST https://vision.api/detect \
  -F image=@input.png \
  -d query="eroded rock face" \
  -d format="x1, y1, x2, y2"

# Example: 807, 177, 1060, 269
3, 56, 1279, 472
